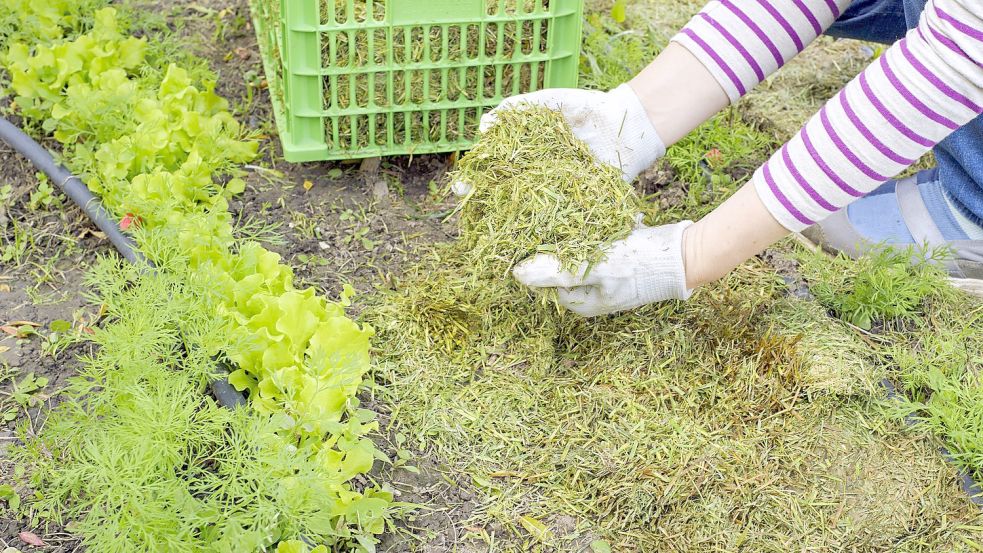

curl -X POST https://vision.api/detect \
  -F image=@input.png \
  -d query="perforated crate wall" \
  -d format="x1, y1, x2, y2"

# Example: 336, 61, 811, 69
250, 0, 584, 162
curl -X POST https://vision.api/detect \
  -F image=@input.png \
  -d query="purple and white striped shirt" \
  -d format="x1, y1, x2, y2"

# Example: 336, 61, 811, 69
672, 0, 983, 232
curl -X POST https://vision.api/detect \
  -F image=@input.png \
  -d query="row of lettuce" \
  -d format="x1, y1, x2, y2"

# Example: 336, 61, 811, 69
2, 1, 392, 550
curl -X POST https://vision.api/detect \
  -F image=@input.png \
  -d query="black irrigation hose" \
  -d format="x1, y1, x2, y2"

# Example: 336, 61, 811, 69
0, 116, 247, 409
0, 118, 144, 265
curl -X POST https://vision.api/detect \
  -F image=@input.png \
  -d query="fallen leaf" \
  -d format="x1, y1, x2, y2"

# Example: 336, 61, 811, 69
518, 516, 553, 543
0, 284, 10, 292
234, 47, 252, 60
18, 531, 44, 547
303, 180, 314, 192
92, 230, 107, 239
81, 327, 96, 336
7, 321, 40, 327
0, 346, 10, 353
0, 326, 18, 336
590, 540, 613, 553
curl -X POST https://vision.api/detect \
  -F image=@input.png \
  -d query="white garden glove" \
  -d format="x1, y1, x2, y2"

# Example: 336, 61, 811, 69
514, 221, 693, 317
481, 84, 665, 181
451, 84, 666, 196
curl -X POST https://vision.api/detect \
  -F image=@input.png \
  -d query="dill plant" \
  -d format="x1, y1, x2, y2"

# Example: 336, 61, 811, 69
15, 257, 391, 552
798, 246, 950, 330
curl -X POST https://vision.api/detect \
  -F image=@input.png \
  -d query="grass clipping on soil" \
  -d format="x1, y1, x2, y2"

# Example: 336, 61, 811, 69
365, 108, 983, 550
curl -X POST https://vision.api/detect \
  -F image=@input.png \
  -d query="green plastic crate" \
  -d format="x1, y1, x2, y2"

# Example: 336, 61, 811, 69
250, 0, 585, 162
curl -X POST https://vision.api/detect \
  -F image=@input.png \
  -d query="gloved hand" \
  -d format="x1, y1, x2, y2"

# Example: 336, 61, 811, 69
513, 221, 693, 317
451, 84, 666, 197
480, 84, 666, 181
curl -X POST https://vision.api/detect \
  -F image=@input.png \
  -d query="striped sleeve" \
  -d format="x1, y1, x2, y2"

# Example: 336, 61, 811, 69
751, 0, 983, 231
671, 0, 853, 103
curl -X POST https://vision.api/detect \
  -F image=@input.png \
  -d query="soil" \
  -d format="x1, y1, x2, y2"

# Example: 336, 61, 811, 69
0, 133, 109, 551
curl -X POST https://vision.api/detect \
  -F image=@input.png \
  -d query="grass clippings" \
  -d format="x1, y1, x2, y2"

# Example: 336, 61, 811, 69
365, 107, 983, 550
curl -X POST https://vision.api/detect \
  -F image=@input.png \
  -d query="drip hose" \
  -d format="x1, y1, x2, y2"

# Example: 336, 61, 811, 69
0, 117, 246, 408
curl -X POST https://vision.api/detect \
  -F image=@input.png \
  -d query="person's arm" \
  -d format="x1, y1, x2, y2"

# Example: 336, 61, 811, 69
480, 0, 853, 182
638, 0, 853, 145
747, 0, 983, 233
671, 0, 852, 106
685, 0, 983, 290
515, 0, 983, 317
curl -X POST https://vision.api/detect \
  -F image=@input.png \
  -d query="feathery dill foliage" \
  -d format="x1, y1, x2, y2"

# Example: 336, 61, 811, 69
798, 245, 983, 481
797, 246, 950, 330
14, 257, 391, 553
580, 11, 660, 91
1, 1, 392, 549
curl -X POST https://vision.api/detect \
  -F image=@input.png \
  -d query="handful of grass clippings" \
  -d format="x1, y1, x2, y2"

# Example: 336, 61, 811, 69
452, 106, 638, 279
371, 107, 639, 351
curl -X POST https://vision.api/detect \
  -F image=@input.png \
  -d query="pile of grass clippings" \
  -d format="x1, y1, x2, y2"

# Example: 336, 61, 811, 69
452, 107, 636, 275
365, 107, 983, 551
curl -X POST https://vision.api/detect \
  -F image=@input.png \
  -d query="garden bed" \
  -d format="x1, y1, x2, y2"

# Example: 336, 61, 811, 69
1, 0, 982, 551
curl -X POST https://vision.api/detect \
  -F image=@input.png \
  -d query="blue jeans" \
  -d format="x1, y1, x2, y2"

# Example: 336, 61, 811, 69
825, 0, 983, 227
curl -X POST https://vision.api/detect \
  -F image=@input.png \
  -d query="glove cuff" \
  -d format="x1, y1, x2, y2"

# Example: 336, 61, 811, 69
637, 220, 694, 302
609, 84, 667, 178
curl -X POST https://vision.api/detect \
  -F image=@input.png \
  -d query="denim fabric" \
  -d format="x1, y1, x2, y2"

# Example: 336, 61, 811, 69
825, 0, 983, 227
826, 0, 910, 43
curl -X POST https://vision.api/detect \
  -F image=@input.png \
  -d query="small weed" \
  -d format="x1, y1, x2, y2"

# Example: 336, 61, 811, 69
288, 209, 321, 240
338, 207, 369, 223
0, 183, 13, 206
0, 483, 21, 513
344, 226, 376, 252
40, 318, 84, 358
0, 368, 48, 423
0, 220, 34, 266
241, 68, 265, 112
296, 253, 331, 268
27, 173, 61, 211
